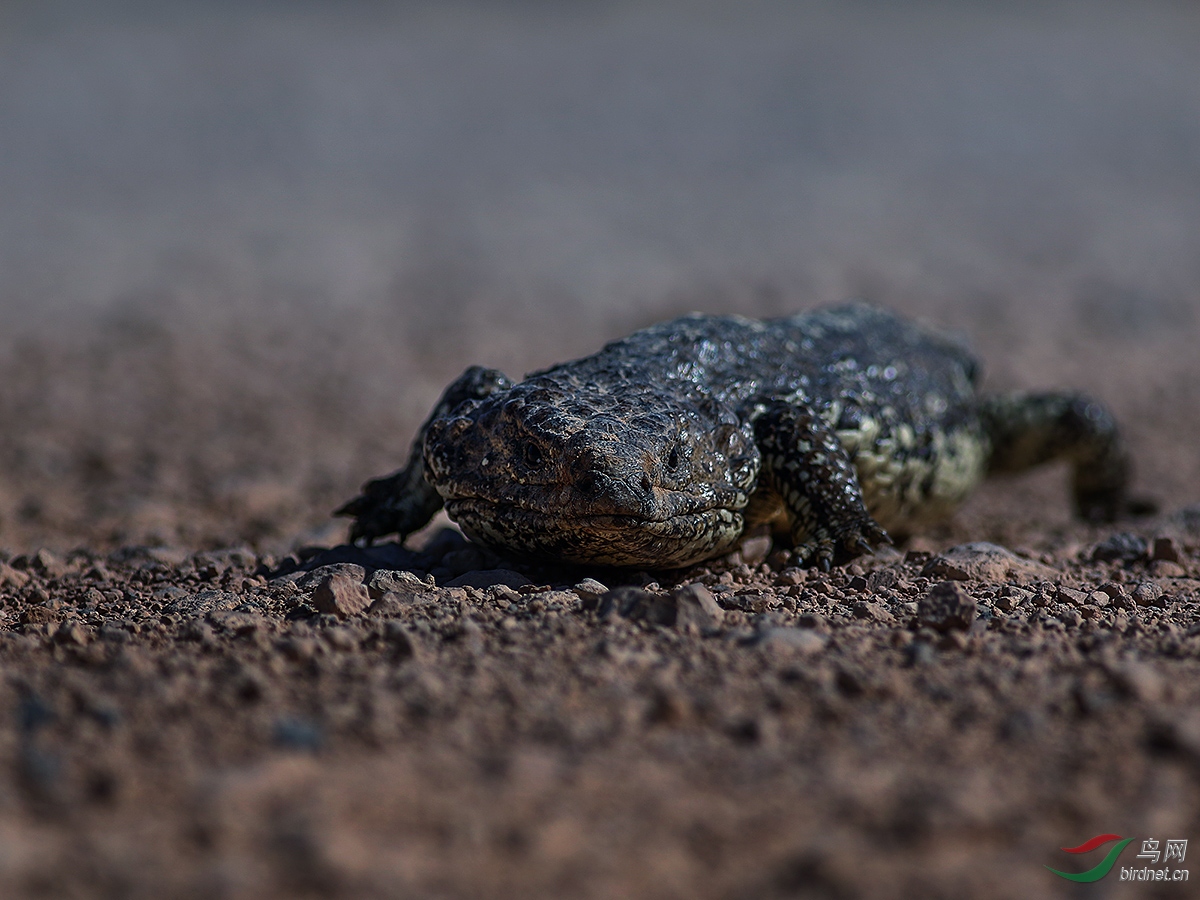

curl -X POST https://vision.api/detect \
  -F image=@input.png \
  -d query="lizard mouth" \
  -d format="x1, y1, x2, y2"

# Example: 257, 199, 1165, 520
443, 498, 745, 568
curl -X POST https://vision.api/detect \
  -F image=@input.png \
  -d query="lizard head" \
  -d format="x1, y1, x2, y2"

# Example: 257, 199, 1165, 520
423, 376, 760, 567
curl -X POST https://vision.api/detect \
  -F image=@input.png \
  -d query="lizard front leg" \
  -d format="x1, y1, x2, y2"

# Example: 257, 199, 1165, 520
336, 366, 513, 544
753, 401, 890, 569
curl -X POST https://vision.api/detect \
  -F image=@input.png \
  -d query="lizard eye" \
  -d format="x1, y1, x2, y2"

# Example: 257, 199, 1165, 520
523, 443, 544, 468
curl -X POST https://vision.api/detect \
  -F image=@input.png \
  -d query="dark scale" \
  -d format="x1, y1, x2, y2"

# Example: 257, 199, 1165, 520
337, 304, 1134, 569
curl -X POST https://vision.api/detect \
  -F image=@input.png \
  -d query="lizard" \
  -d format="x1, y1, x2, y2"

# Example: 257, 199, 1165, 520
336, 304, 1133, 569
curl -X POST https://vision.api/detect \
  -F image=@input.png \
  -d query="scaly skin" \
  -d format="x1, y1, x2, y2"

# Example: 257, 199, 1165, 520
337, 304, 1133, 569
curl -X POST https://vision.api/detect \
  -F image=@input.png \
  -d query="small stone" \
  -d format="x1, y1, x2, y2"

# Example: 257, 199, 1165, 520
138, 546, 187, 568
210, 611, 263, 637
85, 563, 111, 582
489, 584, 522, 604
1149, 560, 1185, 578
367, 569, 434, 598
924, 561, 970, 581
1131, 581, 1165, 608
918, 582, 977, 633
366, 591, 422, 617
444, 568, 532, 590
1091, 532, 1148, 563
775, 567, 807, 587
1086, 591, 1110, 608
1096, 582, 1128, 602
851, 600, 895, 624
33, 549, 66, 578
599, 584, 723, 630
730, 592, 774, 614
903, 549, 932, 566
310, 573, 371, 618
922, 542, 1057, 584
671, 584, 724, 630
866, 568, 899, 591
594, 587, 650, 619
0, 563, 30, 589
738, 534, 773, 566
572, 578, 610, 607
296, 563, 367, 591
796, 612, 828, 632
1055, 586, 1088, 606
1058, 608, 1083, 627
1001, 585, 1033, 602
756, 627, 827, 655
152, 586, 190, 603
1150, 536, 1182, 564
20, 606, 57, 626
52, 621, 91, 646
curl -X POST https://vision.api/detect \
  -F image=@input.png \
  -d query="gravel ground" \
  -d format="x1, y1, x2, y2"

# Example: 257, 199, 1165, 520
3, 3, 1200, 897
1, 514, 1199, 898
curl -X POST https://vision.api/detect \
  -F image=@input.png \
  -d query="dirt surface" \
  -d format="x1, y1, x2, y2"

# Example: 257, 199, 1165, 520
5, 2, 1200, 898
2, 519, 1200, 899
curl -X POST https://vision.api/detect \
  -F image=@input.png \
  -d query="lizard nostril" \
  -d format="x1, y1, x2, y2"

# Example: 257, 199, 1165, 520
640, 473, 653, 493
577, 474, 597, 496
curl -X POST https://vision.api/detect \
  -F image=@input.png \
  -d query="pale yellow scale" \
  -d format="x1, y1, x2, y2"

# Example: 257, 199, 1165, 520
827, 405, 987, 534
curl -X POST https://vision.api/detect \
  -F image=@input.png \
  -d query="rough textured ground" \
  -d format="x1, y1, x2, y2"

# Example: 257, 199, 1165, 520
2, 520, 1200, 899
4, 2, 1200, 897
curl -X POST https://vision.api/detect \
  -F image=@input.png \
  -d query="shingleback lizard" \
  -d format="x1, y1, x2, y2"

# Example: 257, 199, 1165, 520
337, 304, 1132, 569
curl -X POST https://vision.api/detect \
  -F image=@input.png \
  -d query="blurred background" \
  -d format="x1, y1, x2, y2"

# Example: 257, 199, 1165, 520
1, 0, 1198, 553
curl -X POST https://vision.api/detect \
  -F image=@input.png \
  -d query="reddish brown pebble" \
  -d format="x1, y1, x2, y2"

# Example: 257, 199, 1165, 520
1150, 536, 1182, 564
311, 573, 371, 618
918, 582, 977, 633
1056, 586, 1088, 606
0, 563, 30, 589
1131, 582, 1165, 608
672, 584, 724, 630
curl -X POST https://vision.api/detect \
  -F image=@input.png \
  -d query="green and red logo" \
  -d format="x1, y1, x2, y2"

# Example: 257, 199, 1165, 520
1046, 834, 1134, 882
1049, 835, 1190, 883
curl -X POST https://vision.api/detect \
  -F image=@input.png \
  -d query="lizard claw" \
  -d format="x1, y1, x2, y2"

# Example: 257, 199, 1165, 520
791, 516, 889, 569
792, 535, 836, 570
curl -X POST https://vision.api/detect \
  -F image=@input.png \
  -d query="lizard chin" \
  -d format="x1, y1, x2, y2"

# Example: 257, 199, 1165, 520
443, 498, 745, 568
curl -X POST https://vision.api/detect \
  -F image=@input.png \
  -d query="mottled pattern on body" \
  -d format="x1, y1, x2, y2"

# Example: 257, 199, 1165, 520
338, 304, 1132, 568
